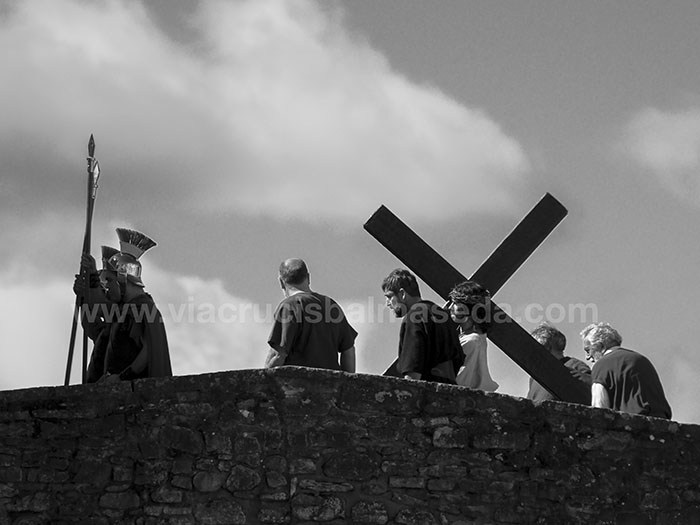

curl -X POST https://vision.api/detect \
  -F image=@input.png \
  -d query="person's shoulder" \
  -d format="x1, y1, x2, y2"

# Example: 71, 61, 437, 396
130, 292, 155, 304
418, 299, 447, 314
129, 292, 160, 312
593, 347, 630, 369
611, 347, 644, 362
409, 300, 432, 311
461, 332, 485, 343
276, 293, 303, 311
282, 291, 314, 303
619, 347, 655, 366
311, 291, 336, 304
564, 356, 591, 372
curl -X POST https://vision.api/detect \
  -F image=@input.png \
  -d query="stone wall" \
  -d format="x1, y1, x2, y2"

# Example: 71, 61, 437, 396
0, 367, 698, 524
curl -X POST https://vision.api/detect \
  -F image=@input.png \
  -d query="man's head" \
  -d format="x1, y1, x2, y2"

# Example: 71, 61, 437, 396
381, 268, 421, 317
531, 323, 566, 358
109, 228, 157, 289
99, 269, 122, 303
448, 280, 491, 333
580, 322, 622, 362
101, 245, 119, 271
279, 258, 310, 295
92, 246, 121, 303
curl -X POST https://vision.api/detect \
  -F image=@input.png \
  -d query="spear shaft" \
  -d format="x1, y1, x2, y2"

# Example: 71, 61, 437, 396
65, 135, 99, 386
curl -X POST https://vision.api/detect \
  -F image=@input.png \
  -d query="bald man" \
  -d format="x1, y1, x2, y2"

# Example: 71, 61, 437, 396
265, 258, 357, 372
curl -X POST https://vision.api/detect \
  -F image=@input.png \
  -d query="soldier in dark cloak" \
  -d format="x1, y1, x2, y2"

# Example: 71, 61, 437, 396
74, 228, 172, 382
74, 245, 120, 382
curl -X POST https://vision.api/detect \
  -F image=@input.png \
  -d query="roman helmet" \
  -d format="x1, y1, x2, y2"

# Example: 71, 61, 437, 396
108, 228, 157, 288
101, 245, 120, 272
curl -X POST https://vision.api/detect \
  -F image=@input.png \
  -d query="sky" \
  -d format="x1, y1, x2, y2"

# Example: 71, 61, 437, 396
1, 0, 700, 423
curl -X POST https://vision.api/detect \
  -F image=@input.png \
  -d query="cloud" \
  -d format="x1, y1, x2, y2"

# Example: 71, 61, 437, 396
622, 106, 700, 204
0, 0, 529, 224
664, 346, 700, 424
145, 268, 273, 375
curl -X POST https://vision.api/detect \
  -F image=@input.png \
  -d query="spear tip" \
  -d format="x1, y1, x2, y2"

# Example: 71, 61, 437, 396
88, 134, 95, 157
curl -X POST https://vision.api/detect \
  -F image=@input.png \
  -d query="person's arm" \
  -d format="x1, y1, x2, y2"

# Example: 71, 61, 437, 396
397, 313, 426, 381
265, 347, 288, 368
266, 300, 296, 369
80, 310, 105, 341
591, 382, 611, 409
111, 339, 149, 381
339, 346, 356, 373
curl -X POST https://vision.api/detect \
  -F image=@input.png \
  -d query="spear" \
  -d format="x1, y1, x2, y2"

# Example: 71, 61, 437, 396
65, 135, 101, 386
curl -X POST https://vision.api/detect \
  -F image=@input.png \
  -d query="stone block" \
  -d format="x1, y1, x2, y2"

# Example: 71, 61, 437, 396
579, 431, 633, 452
99, 491, 140, 509
226, 464, 262, 492
289, 458, 317, 475
193, 471, 227, 492
297, 479, 354, 492
266, 471, 287, 488
427, 479, 455, 491
338, 379, 422, 415
432, 426, 469, 448
172, 475, 193, 490
323, 450, 379, 481
473, 431, 531, 451
73, 460, 111, 486
193, 498, 247, 524
134, 460, 169, 485
258, 504, 290, 523
292, 494, 345, 521
204, 431, 232, 455
389, 477, 426, 489
0, 467, 22, 483
234, 434, 262, 467
351, 501, 389, 524
160, 425, 203, 454
151, 486, 183, 503
395, 508, 438, 525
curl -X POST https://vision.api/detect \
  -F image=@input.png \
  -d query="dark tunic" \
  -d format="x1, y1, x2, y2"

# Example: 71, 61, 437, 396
86, 325, 109, 383
397, 300, 463, 384
527, 356, 592, 402
267, 291, 357, 370
95, 293, 172, 380
592, 347, 671, 419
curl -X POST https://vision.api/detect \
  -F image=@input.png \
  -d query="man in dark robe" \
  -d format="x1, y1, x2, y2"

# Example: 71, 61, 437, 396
382, 268, 463, 384
265, 258, 357, 372
74, 228, 172, 382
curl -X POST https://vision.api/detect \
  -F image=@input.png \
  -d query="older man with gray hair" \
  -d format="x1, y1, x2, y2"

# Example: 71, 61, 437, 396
580, 322, 671, 419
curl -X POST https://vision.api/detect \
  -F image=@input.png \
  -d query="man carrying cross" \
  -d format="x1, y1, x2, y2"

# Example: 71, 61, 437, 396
365, 194, 591, 405
382, 268, 463, 384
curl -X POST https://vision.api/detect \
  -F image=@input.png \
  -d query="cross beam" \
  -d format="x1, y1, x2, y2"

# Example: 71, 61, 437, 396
364, 193, 590, 405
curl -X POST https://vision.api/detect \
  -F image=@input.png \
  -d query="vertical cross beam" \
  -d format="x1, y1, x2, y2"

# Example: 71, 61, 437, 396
364, 193, 590, 405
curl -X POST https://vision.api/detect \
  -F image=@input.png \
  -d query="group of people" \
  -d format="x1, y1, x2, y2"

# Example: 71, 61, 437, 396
264, 261, 499, 390
526, 322, 671, 418
264, 259, 672, 420
75, 242, 671, 420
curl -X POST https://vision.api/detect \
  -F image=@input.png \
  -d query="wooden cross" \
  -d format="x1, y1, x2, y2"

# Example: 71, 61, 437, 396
364, 193, 590, 405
